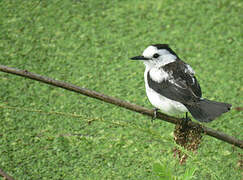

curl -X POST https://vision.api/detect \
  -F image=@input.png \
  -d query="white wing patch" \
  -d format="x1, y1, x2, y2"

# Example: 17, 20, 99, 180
184, 64, 196, 84
169, 79, 186, 89
185, 64, 195, 75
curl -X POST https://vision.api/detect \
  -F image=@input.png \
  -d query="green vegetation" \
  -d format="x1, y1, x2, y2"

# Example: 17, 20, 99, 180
0, 0, 242, 179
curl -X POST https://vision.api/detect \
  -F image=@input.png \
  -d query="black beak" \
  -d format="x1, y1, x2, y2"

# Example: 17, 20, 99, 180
130, 56, 149, 60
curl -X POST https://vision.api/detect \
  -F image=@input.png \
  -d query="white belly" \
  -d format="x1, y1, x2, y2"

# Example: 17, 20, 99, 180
145, 85, 188, 115
144, 68, 188, 115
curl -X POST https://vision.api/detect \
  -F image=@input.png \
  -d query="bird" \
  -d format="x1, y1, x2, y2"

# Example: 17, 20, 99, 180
130, 44, 232, 122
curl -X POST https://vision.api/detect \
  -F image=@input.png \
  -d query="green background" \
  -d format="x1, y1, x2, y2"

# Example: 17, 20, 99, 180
0, 0, 242, 179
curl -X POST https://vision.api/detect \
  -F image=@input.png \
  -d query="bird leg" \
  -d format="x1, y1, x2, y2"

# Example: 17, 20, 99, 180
151, 108, 159, 123
181, 112, 191, 126
186, 112, 189, 121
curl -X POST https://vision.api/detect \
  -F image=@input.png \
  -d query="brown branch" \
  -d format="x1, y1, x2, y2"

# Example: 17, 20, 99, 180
0, 168, 15, 180
0, 65, 242, 149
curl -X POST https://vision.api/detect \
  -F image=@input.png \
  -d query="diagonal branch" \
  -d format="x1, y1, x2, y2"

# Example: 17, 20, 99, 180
0, 65, 242, 149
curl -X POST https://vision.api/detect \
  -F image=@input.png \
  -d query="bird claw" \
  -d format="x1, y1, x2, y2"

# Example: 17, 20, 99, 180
151, 108, 159, 123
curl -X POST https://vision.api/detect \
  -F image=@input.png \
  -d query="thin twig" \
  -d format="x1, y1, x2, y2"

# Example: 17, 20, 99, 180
0, 168, 15, 180
0, 65, 242, 149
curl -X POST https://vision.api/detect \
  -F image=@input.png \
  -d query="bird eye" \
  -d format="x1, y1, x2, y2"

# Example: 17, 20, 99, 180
153, 53, 160, 58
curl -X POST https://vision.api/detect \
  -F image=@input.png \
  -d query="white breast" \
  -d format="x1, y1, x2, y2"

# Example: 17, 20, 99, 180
144, 68, 188, 115
149, 68, 169, 83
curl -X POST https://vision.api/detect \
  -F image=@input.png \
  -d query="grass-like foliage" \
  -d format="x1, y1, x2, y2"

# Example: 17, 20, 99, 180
0, 0, 242, 179
153, 162, 197, 180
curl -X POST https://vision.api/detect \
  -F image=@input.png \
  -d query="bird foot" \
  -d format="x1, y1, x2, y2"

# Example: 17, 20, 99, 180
151, 108, 159, 123
181, 112, 191, 126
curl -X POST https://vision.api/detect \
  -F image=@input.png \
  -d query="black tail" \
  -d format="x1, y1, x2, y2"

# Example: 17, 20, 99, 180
185, 99, 232, 122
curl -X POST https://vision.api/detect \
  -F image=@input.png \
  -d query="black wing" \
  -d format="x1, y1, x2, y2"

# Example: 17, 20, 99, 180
147, 61, 202, 105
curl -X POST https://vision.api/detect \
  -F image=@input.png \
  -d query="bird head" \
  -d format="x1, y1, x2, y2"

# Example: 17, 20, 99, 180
130, 44, 178, 68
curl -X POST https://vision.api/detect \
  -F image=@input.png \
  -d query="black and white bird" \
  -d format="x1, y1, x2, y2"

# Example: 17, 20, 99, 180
130, 44, 231, 122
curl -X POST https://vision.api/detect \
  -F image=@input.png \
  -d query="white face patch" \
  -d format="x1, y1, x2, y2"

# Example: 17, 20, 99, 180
142, 46, 157, 58
142, 46, 174, 59
142, 46, 177, 69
